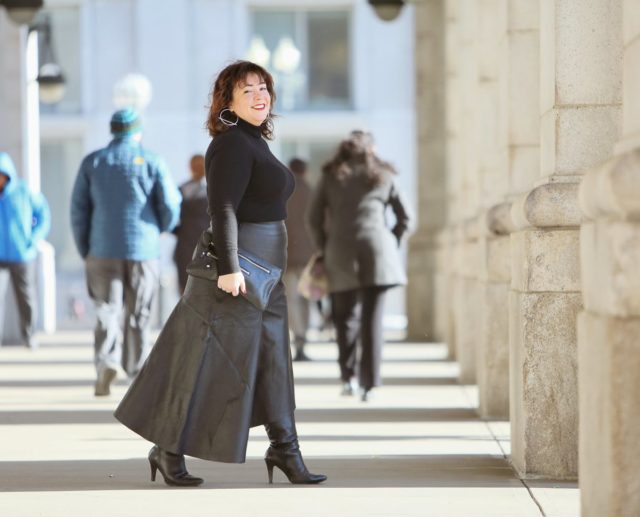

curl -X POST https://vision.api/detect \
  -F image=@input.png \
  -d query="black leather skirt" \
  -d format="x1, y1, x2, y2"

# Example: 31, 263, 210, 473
114, 221, 295, 463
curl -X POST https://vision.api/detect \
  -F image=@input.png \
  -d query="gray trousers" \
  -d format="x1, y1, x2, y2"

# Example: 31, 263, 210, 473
284, 266, 310, 348
0, 261, 36, 346
85, 257, 158, 377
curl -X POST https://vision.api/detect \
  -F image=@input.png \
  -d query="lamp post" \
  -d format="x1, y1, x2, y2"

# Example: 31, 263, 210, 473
271, 37, 303, 111
0, 0, 43, 25
32, 14, 66, 105
113, 73, 153, 111
367, 0, 407, 22
0, 0, 56, 339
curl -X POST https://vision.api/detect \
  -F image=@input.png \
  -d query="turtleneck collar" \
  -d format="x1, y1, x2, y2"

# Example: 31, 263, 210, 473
236, 117, 263, 139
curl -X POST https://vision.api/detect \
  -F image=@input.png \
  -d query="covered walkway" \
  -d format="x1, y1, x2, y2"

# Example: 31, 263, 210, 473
0, 332, 577, 516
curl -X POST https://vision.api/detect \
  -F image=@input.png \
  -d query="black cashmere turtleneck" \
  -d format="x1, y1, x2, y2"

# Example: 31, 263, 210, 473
204, 118, 295, 274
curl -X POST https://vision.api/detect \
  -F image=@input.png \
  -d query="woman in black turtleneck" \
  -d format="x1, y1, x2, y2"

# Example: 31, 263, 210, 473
115, 61, 326, 487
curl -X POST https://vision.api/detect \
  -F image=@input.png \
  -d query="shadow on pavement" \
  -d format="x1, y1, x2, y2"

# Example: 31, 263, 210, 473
0, 455, 522, 492
0, 407, 479, 425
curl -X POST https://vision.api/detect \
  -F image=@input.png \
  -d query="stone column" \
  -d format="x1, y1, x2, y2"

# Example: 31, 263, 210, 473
509, 0, 622, 478
449, 0, 482, 383
475, 0, 510, 418
578, 1, 639, 513
407, 0, 447, 342
439, 0, 462, 358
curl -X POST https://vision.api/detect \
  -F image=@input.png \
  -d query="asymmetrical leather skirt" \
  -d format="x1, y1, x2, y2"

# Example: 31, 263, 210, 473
114, 221, 295, 463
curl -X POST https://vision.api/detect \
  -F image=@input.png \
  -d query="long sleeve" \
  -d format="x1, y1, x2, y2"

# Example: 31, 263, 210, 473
307, 174, 328, 252
70, 161, 93, 258
151, 158, 182, 232
206, 134, 253, 274
388, 181, 413, 244
29, 190, 51, 244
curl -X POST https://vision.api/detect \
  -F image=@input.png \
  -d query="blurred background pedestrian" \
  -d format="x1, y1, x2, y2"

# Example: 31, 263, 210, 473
308, 130, 412, 402
284, 157, 315, 361
173, 154, 208, 294
0, 152, 51, 350
70, 108, 181, 396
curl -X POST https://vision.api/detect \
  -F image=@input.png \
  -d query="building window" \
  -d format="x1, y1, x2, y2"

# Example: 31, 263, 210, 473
250, 9, 351, 112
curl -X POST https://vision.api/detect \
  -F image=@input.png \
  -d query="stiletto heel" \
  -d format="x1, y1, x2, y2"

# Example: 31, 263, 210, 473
264, 417, 327, 485
147, 445, 204, 487
265, 459, 274, 484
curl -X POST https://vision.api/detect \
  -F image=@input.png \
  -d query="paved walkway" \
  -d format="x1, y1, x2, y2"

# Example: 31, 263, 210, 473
0, 331, 578, 517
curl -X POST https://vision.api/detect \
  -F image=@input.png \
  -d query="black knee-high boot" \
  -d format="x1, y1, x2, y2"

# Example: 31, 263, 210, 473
264, 415, 327, 484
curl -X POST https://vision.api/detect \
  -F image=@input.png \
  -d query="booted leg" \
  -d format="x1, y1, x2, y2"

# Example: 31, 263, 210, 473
264, 414, 327, 484
359, 286, 388, 401
330, 289, 360, 384
148, 445, 203, 487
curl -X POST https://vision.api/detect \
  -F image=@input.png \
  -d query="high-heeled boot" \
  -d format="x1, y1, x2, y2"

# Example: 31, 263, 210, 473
264, 415, 327, 485
148, 445, 204, 487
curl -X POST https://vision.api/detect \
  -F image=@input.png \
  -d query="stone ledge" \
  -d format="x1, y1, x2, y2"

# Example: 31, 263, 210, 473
580, 147, 640, 221
581, 220, 640, 317
486, 201, 516, 235
511, 182, 583, 231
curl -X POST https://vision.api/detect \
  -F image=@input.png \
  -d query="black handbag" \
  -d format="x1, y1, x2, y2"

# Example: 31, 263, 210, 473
186, 230, 282, 310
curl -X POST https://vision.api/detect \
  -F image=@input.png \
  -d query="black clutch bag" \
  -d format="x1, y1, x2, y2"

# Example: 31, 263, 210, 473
186, 230, 282, 310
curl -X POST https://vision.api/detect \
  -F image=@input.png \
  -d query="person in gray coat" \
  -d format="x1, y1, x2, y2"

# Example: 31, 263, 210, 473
307, 131, 412, 401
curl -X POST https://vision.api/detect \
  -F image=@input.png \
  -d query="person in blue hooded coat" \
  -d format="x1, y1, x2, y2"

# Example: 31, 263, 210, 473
0, 152, 51, 348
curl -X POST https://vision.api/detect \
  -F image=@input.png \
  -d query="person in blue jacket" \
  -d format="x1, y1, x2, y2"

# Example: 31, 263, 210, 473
0, 152, 51, 349
70, 108, 181, 396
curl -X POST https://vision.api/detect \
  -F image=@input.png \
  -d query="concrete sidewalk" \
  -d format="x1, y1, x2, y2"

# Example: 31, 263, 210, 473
0, 331, 578, 517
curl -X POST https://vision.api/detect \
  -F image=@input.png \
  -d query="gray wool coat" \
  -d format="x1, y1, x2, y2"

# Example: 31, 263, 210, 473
307, 168, 412, 293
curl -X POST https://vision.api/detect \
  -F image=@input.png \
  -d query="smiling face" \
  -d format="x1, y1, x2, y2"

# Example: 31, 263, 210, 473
229, 72, 271, 127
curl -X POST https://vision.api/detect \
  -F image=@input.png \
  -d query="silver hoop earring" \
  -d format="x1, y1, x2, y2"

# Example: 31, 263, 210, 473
218, 108, 238, 127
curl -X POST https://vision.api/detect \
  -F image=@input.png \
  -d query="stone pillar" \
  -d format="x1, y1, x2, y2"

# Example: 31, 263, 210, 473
407, 0, 447, 342
441, 0, 462, 358
578, 1, 639, 513
450, 0, 482, 383
475, 0, 510, 418
509, 0, 622, 478
478, 205, 511, 418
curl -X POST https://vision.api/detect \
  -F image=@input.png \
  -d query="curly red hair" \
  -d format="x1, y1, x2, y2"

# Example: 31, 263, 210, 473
206, 60, 276, 140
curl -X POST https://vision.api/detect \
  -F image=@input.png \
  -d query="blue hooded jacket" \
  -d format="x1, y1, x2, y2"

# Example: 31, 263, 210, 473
70, 137, 181, 260
0, 152, 51, 263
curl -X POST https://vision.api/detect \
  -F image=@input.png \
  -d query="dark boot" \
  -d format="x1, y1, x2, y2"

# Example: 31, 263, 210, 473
293, 337, 311, 362
148, 445, 204, 487
264, 415, 327, 485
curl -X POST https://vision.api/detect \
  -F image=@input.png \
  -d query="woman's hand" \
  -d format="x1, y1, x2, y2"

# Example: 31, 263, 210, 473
217, 272, 246, 297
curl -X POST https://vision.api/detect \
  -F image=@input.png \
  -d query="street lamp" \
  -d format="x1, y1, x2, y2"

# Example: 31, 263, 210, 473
113, 73, 153, 111
246, 36, 271, 68
271, 37, 303, 111
367, 0, 406, 22
0, 0, 43, 25
32, 14, 66, 104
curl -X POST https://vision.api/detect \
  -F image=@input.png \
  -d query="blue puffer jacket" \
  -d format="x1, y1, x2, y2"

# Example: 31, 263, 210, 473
0, 152, 51, 263
70, 137, 181, 260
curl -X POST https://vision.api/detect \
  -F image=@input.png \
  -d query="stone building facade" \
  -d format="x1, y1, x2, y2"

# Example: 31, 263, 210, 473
409, 0, 639, 515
